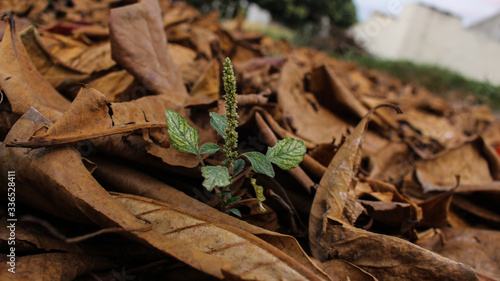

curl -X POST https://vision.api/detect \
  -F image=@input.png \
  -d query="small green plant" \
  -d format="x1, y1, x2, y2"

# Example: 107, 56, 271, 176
165, 57, 306, 216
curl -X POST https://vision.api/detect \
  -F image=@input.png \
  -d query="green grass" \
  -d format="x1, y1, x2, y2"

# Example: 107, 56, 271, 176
340, 53, 500, 109
243, 22, 294, 41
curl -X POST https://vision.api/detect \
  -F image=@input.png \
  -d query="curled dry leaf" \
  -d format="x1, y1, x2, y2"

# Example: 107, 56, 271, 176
8, 87, 167, 148
19, 25, 87, 88
309, 105, 401, 260
109, 0, 187, 101
0, 14, 69, 121
277, 59, 349, 144
8, 85, 214, 168
320, 221, 478, 281
309, 64, 370, 121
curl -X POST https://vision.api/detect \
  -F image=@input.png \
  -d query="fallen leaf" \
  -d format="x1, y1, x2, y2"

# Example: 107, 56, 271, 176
0, 253, 115, 280
87, 69, 136, 102
319, 220, 478, 281
277, 58, 349, 144
0, 15, 70, 121
109, 0, 187, 101
417, 227, 500, 280
415, 140, 494, 193
19, 26, 87, 88
8, 87, 168, 148
418, 188, 455, 228
316, 259, 379, 281
113, 192, 326, 281
309, 105, 401, 260
190, 59, 220, 100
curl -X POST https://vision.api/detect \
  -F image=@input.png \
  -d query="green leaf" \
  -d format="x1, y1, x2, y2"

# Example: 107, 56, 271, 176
250, 178, 267, 212
165, 110, 200, 156
266, 138, 306, 170
226, 196, 241, 206
220, 190, 232, 197
226, 208, 241, 217
243, 152, 274, 177
201, 166, 231, 191
233, 159, 245, 175
199, 143, 220, 154
209, 112, 227, 138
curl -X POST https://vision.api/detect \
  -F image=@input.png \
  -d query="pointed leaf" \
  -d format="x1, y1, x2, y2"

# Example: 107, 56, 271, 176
243, 152, 275, 177
220, 190, 232, 198
309, 104, 402, 261
226, 196, 242, 206
266, 138, 306, 170
165, 109, 200, 156
226, 208, 242, 217
251, 178, 267, 212
200, 143, 220, 154
209, 112, 227, 138
233, 159, 245, 175
201, 166, 231, 191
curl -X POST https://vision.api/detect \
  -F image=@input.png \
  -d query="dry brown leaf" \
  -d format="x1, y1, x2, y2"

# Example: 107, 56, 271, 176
418, 228, 500, 280
0, 220, 81, 254
0, 253, 115, 280
277, 58, 348, 144
162, 1, 201, 28
418, 188, 455, 228
87, 69, 136, 102
0, 15, 69, 121
109, 0, 187, 101
36, 31, 114, 74
19, 26, 87, 88
310, 105, 401, 260
113, 193, 326, 281
361, 178, 422, 224
190, 59, 220, 100
8, 87, 168, 148
167, 23, 219, 60
309, 64, 388, 129
398, 108, 466, 149
319, 220, 478, 281
10, 86, 207, 168
316, 259, 379, 281
368, 141, 413, 180
358, 200, 412, 228
415, 140, 494, 192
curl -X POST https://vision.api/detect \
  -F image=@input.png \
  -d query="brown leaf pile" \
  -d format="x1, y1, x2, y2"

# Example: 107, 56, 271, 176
1, 0, 500, 280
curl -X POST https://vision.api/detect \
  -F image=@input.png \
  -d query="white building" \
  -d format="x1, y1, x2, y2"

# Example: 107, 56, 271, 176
348, 3, 500, 85
246, 3, 271, 25
469, 12, 500, 42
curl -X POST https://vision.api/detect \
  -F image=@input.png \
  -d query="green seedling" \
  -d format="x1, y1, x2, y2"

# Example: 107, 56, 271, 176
165, 57, 306, 216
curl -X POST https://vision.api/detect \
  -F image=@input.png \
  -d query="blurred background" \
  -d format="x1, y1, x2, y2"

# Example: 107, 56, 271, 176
181, 0, 500, 109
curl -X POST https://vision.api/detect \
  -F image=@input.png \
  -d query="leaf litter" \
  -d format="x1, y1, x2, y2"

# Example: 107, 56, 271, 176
1, 0, 500, 280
